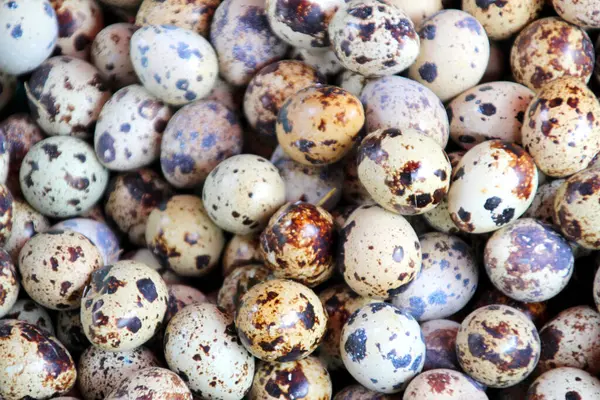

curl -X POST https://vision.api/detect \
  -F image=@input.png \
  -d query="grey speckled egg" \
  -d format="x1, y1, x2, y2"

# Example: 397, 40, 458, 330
90, 23, 139, 90
403, 369, 488, 400
291, 48, 343, 77
553, 0, 600, 29
222, 234, 263, 276
52, 218, 119, 265
19, 136, 109, 218
4, 299, 55, 335
4, 198, 50, 264
0, 71, 17, 112
334, 384, 401, 400
421, 319, 460, 371
0, 249, 18, 318
51, 0, 104, 60
391, 232, 478, 321
528, 367, 600, 399
340, 303, 425, 393
105, 367, 192, 400
136, 0, 220, 38
56, 309, 89, 354
217, 263, 271, 315
130, 25, 218, 106
337, 70, 369, 98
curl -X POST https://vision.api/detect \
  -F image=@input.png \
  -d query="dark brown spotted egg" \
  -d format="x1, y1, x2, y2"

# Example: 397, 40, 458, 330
80, 260, 169, 351
447, 140, 538, 234
249, 356, 332, 399
222, 234, 263, 276
4, 299, 55, 335
0, 72, 16, 112
78, 346, 160, 400
51, 0, 104, 60
105, 367, 192, 399
404, 369, 488, 400
0, 184, 13, 247
217, 263, 271, 315
421, 319, 460, 371
105, 169, 173, 246
528, 367, 600, 399
510, 17, 595, 91
357, 128, 451, 215
165, 303, 255, 399
0, 249, 18, 318
408, 10, 490, 102
0, 320, 77, 399
456, 305, 540, 388
56, 309, 89, 354
160, 99, 242, 188
473, 287, 549, 329
235, 278, 327, 362
4, 198, 50, 264
553, 0, 600, 28
340, 303, 425, 393
334, 384, 401, 400
136, 0, 220, 38
290, 48, 343, 77
90, 23, 138, 90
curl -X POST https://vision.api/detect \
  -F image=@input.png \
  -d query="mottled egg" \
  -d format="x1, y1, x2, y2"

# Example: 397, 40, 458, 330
523, 179, 565, 225
553, 0, 600, 29
56, 309, 89, 354
105, 367, 192, 399
90, 23, 138, 90
340, 303, 425, 393
222, 234, 263, 276
0, 320, 76, 399
462, 0, 543, 40
20, 136, 109, 218
4, 198, 49, 264
408, 9, 490, 102
0, 249, 17, 319
403, 369, 488, 399
125, 247, 183, 285
136, 0, 220, 37
473, 287, 549, 329
161, 100, 242, 188
334, 385, 401, 400
421, 319, 460, 371
0, 0, 59, 75
510, 17, 595, 91
52, 218, 120, 265
164, 283, 207, 324
528, 367, 600, 399
291, 48, 343, 77
0, 71, 16, 112
235, 279, 327, 362
217, 264, 270, 315
337, 70, 369, 98
80, 260, 169, 351
0, 184, 13, 247
4, 299, 55, 334
51, 0, 103, 59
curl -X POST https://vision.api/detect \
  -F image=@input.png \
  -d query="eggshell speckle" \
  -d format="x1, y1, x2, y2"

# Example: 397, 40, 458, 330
462, 0, 544, 40
105, 367, 192, 400
403, 369, 488, 399
136, 0, 220, 37
90, 23, 139, 90
52, 218, 120, 265
51, 0, 104, 60
421, 319, 460, 371
528, 367, 600, 399
4, 298, 55, 335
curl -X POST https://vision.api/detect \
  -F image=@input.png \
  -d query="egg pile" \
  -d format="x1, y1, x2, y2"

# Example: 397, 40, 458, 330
2, 0, 600, 399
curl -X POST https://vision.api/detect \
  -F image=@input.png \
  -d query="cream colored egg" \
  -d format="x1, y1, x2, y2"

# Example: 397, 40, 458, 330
462, 0, 544, 40
90, 23, 138, 90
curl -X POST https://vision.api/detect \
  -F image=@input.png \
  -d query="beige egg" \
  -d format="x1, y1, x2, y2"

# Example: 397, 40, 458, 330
235, 279, 327, 362
222, 234, 263, 276
510, 17, 595, 91
80, 260, 169, 351
337, 70, 369, 98
164, 283, 207, 325
105, 367, 192, 400
334, 385, 402, 400
448, 82, 534, 149
217, 264, 270, 315
136, 0, 220, 37
56, 309, 89, 353
0, 184, 13, 247
90, 23, 138, 90
456, 305, 540, 388
529, 367, 600, 399
0, 71, 17, 112
523, 179, 565, 224
0, 249, 18, 318
408, 10, 490, 102
553, 0, 600, 29
390, 0, 442, 27
403, 369, 488, 399
4, 198, 50, 264
124, 248, 184, 285
291, 48, 343, 77
51, 0, 104, 60
338, 205, 421, 299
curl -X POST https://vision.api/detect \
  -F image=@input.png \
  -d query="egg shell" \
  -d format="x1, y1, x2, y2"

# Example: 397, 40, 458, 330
510, 17, 595, 91
160, 100, 242, 188
51, 218, 120, 265
523, 179, 565, 225
342, 151, 375, 206
235, 279, 327, 362
338, 205, 421, 299
391, 232, 478, 321
0, 320, 76, 399
249, 357, 332, 399
528, 366, 600, 399
56, 309, 89, 354
163, 283, 208, 330
360, 76, 449, 148
80, 204, 106, 222
105, 367, 192, 399
407, 9, 490, 102
0, 249, 17, 319
203, 77, 239, 111
291, 48, 343, 77
51, 0, 104, 60
337, 70, 369, 98
473, 287, 549, 329
0, 184, 13, 247
222, 234, 263, 276
334, 385, 401, 400
4, 299, 55, 334
90, 23, 138, 90
124, 247, 183, 285
555, 0, 600, 28
136, 0, 220, 37
403, 368, 488, 400
420, 319, 460, 371
340, 302, 425, 393
3, 198, 50, 264
80, 260, 169, 351
217, 263, 271, 315
0, 0, 59, 75
447, 140, 538, 234
393, 0, 444, 27
0, 71, 17, 112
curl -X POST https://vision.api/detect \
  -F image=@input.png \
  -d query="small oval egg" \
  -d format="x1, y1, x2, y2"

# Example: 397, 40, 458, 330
124, 247, 183, 285
334, 384, 401, 399
136, 0, 220, 37
51, 0, 104, 60
217, 264, 270, 315
90, 23, 138, 90
4, 299, 55, 334
290, 48, 343, 77
553, 0, 600, 29
164, 283, 207, 324
0, 71, 17, 112
473, 287, 549, 329
105, 367, 192, 399
421, 319, 460, 371
528, 367, 600, 399
222, 234, 263, 276
56, 309, 89, 354
4, 198, 50, 264
51, 218, 121, 265
403, 369, 488, 400
392, 0, 442, 27
0, 249, 18, 318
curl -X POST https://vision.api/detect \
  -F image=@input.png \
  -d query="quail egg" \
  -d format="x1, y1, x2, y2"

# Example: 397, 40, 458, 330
420, 319, 460, 371
527, 367, 600, 400
0, 183, 13, 247
0, 249, 17, 318
124, 247, 183, 285
4, 198, 49, 264
217, 264, 271, 315
51, 218, 120, 265
403, 369, 488, 400
334, 385, 401, 400
4, 299, 55, 334
337, 70, 369, 98
136, 0, 220, 37
523, 179, 565, 225
105, 367, 192, 399
473, 287, 549, 329
90, 23, 138, 90
290, 48, 343, 77
553, 0, 600, 29
392, 0, 442, 27
164, 284, 207, 324
222, 234, 263, 276
51, 0, 104, 60
56, 309, 89, 354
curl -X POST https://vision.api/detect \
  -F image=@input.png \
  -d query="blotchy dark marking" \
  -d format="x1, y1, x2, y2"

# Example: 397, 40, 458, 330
345, 328, 367, 362
420, 25, 436, 40
275, 0, 329, 46
278, 102, 293, 134
116, 316, 142, 333
64, 173, 89, 191
28, 63, 53, 100
161, 153, 195, 175
455, 17, 482, 35
479, 103, 496, 116
0, 322, 12, 338
19, 322, 73, 379
74, 34, 91, 51
484, 196, 502, 211
265, 363, 310, 399
492, 208, 515, 226
96, 132, 116, 163
419, 63, 437, 83
457, 207, 471, 222
358, 133, 389, 164
348, 5, 372, 19
136, 278, 158, 302
41, 143, 61, 160
196, 255, 211, 270
297, 302, 315, 330
539, 325, 563, 362
565, 391, 582, 400
468, 332, 535, 371
475, 0, 507, 10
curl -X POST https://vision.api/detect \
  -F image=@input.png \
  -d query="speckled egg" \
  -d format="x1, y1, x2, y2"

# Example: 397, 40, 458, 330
337, 70, 369, 98
217, 264, 271, 315
473, 287, 549, 329
0, 184, 13, 247
4, 198, 50, 264
165, 303, 254, 399
78, 346, 160, 400
161, 100, 242, 188
250, 357, 332, 399
124, 247, 183, 285
329, 0, 419, 77
420, 319, 460, 371
523, 179, 565, 225
243, 60, 324, 139
339, 205, 421, 299
510, 17, 595, 91
90, 23, 138, 90
4, 299, 55, 334
334, 385, 401, 400
553, 0, 600, 29
391, 232, 478, 321
136, 0, 220, 37
342, 152, 374, 206
447, 140, 538, 234
422, 195, 460, 235
0, 320, 76, 400
80, 260, 169, 351
56, 309, 89, 354
291, 48, 343, 77
105, 367, 192, 400
391, 1, 442, 27
26, 56, 111, 138
0, 249, 17, 318
105, 169, 173, 246
340, 302, 425, 393
528, 367, 600, 399
222, 234, 263, 276
210, 0, 289, 86
407, 10, 490, 102
0, 0, 59, 75
235, 279, 327, 362
357, 128, 451, 215
537, 305, 600, 374
360, 76, 449, 148
202, 155, 286, 235
51, 0, 103, 59
403, 369, 488, 400
20, 136, 109, 218
165, 284, 207, 324
52, 218, 120, 265
130, 25, 217, 106
0, 71, 16, 112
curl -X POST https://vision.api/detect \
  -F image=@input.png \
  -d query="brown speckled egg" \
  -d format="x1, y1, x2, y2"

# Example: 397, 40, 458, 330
0, 320, 77, 399
403, 369, 487, 399
329, 0, 419, 77
26, 56, 111, 138
105, 367, 192, 399
357, 128, 451, 215
291, 48, 343, 77
4, 299, 55, 335
160, 100, 242, 188
165, 284, 207, 324
473, 287, 549, 329
19, 229, 103, 310
456, 305, 540, 388
0, 249, 18, 318
90, 23, 138, 90
56, 309, 89, 354
408, 10, 490, 102
202, 155, 286, 235
510, 17, 595, 91
338, 205, 422, 299
0, 184, 13, 247
260, 202, 334, 287
4, 198, 50, 264
217, 264, 271, 315
250, 357, 332, 400
136, 0, 220, 37
553, 0, 600, 29
342, 151, 375, 207
95, 85, 172, 171
448, 82, 534, 150
528, 367, 600, 399
243, 60, 324, 139
276, 85, 364, 166
235, 278, 327, 362
447, 140, 538, 234
105, 169, 173, 246
334, 385, 401, 400
165, 303, 255, 399
222, 234, 263, 276
0, 72, 17, 112
523, 179, 565, 225
421, 319, 460, 371
51, 0, 104, 60
78, 346, 160, 400
146, 195, 224, 277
